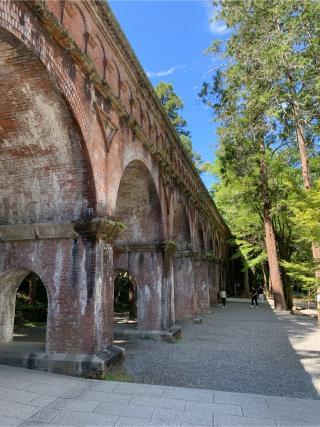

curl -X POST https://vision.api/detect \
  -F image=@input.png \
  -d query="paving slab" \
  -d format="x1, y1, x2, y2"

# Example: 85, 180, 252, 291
115, 417, 180, 426
0, 415, 20, 426
50, 409, 119, 426
185, 401, 243, 416
130, 395, 186, 410
0, 366, 318, 426
152, 407, 214, 425
162, 387, 214, 402
214, 413, 276, 426
93, 401, 154, 419
0, 398, 40, 420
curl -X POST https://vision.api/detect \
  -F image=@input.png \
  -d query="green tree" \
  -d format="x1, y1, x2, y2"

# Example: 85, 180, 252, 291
200, 0, 320, 311
208, 0, 320, 314
155, 81, 202, 169
155, 81, 190, 136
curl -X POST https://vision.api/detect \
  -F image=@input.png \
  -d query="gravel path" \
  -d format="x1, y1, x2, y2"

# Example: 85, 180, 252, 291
119, 301, 320, 399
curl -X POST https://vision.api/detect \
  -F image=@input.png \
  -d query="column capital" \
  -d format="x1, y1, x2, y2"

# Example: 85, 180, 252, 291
74, 217, 125, 242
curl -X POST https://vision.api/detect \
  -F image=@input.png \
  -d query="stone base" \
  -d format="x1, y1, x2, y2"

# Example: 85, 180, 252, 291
197, 309, 214, 314
114, 325, 182, 343
0, 344, 124, 378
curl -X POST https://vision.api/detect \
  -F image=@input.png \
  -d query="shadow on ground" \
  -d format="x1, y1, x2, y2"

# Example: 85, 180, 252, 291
117, 301, 320, 399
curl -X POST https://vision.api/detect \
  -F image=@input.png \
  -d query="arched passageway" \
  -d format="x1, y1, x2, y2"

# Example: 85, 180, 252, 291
113, 270, 137, 326
14, 272, 48, 342
0, 269, 48, 360
113, 160, 171, 333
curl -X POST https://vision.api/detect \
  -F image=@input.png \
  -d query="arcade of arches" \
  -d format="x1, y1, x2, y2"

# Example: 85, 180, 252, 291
0, 0, 242, 377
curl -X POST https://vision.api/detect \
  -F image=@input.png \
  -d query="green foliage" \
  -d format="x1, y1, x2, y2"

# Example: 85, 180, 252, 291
103, 372, 133, 382
155, 81, 189, 136
200, 0, 320, 304
290, 180, 320, 244
155, 81, 202, 170
281, 260, 319, 296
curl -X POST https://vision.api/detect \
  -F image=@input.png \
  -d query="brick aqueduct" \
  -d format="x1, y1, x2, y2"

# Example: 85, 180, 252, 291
0, 1, 239, 376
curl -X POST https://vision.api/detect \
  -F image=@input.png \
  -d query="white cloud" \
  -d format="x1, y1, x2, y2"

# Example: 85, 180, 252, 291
209, 20, 227, 35
146, 65, 185, 78
205, 2, 228, 35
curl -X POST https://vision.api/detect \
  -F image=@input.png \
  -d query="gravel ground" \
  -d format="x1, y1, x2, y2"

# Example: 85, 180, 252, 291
118, 301, 320, 399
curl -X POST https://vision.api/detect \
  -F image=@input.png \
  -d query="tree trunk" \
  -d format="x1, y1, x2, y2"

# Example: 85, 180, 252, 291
281, 267, 293, 310
27, 277, 35, 305
292, 104, 320, 321
292, 103, 311, 190
264, 215, 286, 310
261, 262, 268, 296
259, 138, 286, 310
244, 267, 250, 298
312, 244, 320, 321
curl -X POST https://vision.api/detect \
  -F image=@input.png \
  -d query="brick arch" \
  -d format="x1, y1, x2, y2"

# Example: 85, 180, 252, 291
120, 80, 132, 113
106, 59, 121, 98
172, 199, 191, 251
0, 268, 51, 347
62, 2, 88, 53
195, 220, 206, 252
0, 27, 96, 224
208, 234, 214, 252
89, 34, 106, 79
114, 159, 163, 243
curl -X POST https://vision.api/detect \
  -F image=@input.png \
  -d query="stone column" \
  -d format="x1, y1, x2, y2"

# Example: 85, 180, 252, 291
173, 251, 195, 321
113, 241, 181, 341
194, 254, 211, 314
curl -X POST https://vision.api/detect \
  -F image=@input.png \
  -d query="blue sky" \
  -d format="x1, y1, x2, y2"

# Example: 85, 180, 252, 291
109, 0, 227, 189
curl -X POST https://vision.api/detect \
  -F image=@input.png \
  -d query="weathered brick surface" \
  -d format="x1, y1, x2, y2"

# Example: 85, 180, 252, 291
0, 0, 238, 363
173, 257, 195, 321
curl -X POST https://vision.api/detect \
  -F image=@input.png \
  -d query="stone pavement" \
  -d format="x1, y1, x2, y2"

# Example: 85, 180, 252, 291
0, 365, 319, 426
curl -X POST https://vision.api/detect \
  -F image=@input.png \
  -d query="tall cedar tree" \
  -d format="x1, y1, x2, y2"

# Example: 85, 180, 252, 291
155, 82, 202, 170
201, 0, 320, 310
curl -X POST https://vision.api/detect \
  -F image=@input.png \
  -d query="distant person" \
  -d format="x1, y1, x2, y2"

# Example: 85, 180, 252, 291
258, 286, 264, 304
220, 289, 227, 308
251, 287, 258, 308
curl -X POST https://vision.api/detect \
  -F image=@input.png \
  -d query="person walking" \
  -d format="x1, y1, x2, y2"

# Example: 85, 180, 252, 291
258, 286, 264, 304
251, 287, 258, 308
220, 289, 227, 308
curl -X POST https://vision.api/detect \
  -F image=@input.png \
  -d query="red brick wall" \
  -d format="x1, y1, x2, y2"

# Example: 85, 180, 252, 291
173, 257, 195, 321
0, 1, 233, 357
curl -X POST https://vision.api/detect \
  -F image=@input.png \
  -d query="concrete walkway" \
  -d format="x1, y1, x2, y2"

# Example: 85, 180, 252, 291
0, 364, 319, 426
119, 301, 320, 399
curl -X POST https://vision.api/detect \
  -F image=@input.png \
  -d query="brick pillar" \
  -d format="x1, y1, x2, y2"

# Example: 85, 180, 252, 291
0, 218, 124, 377
114, 241, 181, 340
194, 255, 211, 313
173, 251, 195, 321
208, 256, 220, 306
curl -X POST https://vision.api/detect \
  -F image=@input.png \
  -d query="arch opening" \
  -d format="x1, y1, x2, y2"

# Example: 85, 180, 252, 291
0, 269, 48, 351
173, 201, 191, 251
196, 224, 205, 252
14, 272, 48, 343
115, 160, 162, 244
113, 160, 164, 333
113, 271, 137, 328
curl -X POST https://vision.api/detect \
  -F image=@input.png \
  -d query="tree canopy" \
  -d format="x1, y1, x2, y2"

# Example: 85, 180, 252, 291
155, 81, 202, 170
200, 0, 320, 311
